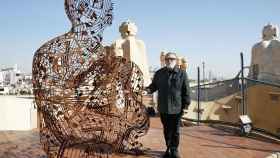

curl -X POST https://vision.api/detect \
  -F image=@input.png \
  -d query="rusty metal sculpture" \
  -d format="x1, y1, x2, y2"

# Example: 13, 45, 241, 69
32, 0, 149, 157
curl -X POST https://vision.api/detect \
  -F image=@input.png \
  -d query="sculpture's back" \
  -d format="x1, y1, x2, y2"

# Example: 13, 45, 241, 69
32, 0, 149, 157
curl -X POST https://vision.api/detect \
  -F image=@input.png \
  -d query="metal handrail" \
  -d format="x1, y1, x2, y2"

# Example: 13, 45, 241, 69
245, 77, 280, 88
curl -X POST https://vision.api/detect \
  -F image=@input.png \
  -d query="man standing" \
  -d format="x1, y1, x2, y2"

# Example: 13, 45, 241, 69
146, 52, 191, 158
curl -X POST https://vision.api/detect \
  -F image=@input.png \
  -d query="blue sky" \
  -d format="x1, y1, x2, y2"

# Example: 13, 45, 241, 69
0, 0, 280, 79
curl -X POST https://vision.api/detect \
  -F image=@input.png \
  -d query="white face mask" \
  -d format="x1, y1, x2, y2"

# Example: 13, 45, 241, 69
166, 60, 177, 69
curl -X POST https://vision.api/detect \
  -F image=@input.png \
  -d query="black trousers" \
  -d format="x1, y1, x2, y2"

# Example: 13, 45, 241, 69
160, 113, 182, 150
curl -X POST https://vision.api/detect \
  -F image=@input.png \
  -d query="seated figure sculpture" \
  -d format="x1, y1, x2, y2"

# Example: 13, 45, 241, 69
111, 21, 151, 87
160, 52, 166, 67
249, 24, 280, 83
32, 0, 149, 157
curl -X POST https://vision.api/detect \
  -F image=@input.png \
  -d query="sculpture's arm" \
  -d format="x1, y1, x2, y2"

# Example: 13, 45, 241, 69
249, 46, 258, 78
146, 71, 158, 94
111, 41, 124, 57
139, 41, 151, 86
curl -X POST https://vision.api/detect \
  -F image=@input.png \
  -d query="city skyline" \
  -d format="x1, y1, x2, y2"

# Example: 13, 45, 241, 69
1, 0, 280, 79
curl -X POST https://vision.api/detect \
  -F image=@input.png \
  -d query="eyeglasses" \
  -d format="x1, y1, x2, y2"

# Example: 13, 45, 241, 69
165, 58, 177, 61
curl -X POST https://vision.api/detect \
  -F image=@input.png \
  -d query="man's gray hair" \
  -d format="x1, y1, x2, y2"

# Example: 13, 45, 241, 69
165, 52, 177, 59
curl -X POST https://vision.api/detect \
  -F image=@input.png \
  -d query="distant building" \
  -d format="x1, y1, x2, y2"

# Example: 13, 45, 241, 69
0, 64, 32, 95
0, 86, 9, 95
0, 64, 20, 86
0, 72, 3, 86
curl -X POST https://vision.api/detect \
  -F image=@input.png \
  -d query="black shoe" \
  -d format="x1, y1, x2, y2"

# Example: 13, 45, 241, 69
170, 148, 181, 158
162, 148, 170, 158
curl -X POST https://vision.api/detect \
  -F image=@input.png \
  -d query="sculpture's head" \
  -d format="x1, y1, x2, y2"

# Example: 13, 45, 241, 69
181, 57, 188, 70
119, 21, 138, 38
176, 56, 183, 66
65, 0, 113, 27
262, 24, 279, 40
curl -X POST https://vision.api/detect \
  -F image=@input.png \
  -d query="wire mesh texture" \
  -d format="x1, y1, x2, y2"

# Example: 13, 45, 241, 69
32, 0, 149, 157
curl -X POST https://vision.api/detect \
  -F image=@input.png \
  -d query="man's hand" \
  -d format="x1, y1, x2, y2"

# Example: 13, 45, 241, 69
142, 90, 148, 95
180, 106, 189, 116
144, 87, 152, 94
